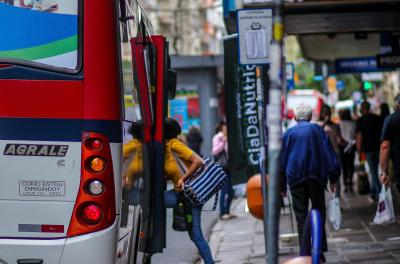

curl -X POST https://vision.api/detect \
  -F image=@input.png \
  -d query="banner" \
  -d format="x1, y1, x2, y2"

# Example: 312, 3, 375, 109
224, 35, 269, 184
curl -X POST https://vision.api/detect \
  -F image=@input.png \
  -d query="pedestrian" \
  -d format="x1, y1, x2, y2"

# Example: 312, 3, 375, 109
186, 126, 203, 156
338, 109, 356, 193
163, 118, 215, 264
123, 123, 143, 188
318, 105, 346, 197
281, 104, 340, 263
356, 100, 383, 202
380, 102, 390, 120
380, 94, 400, 192
212, 120, 235, 220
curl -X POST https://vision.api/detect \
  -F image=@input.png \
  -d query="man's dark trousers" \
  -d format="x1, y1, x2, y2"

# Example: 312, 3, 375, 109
290, 179, 328, 252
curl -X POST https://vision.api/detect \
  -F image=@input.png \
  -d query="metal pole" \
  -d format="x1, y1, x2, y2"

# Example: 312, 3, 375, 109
267, 0, 284, 263
256, 67, 268, 263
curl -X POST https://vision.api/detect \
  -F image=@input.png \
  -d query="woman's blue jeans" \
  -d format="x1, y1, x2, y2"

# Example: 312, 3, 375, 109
165, 190, 214, 264
219, 171, 234, 216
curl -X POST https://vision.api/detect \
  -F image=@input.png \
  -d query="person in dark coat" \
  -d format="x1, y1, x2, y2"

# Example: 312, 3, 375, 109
281, 104, 340, 263
380, 94, 400, 192
356, 101, 384, 202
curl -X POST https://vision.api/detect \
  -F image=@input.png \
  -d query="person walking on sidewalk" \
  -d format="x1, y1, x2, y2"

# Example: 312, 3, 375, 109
187, 126, 203, 156
338, 109, 356, 193
356, 100, 383, 202
380, 94, 400, 192
163, 118, 215, 264
281, 104, 340, 262
212, 120, 235, 220
318, 105, 347, 197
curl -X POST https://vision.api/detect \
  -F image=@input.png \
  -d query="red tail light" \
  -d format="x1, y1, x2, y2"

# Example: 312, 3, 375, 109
67, 132, 116, 237
81, 204, 103, 225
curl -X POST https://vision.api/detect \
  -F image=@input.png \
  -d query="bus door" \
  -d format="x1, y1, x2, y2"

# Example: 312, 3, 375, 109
116, 1, 157, 263
130, 34, 169, 256
117, 2, 172, 261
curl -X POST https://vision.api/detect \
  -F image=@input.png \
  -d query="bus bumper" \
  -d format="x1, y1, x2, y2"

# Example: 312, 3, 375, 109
0, 219, 118, 264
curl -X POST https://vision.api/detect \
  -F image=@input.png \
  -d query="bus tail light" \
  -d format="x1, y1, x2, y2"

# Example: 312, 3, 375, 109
67, 132, 116, 237
80, 204, 103, 225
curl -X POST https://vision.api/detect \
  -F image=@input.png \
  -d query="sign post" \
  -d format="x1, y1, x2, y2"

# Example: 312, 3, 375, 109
237, 9, 273, 262
267, 1, 284, 263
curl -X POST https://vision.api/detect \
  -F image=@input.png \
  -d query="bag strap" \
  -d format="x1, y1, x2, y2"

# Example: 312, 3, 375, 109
170, 140, 205, 176
172, 151, 188, 176
201, 192, 219, 211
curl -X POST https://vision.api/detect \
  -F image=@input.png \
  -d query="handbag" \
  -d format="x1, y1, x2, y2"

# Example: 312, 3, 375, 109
356, 164, 370, 195
172, 152, 227, 209
214, 150, 228, 170
172, 194, 193, 231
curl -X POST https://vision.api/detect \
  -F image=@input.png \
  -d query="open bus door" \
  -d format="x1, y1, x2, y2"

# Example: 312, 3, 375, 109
127, 31, 175, 262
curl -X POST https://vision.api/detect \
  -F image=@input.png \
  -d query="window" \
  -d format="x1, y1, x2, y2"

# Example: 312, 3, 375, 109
0, 1, 80, 71
119, 0, 141, 122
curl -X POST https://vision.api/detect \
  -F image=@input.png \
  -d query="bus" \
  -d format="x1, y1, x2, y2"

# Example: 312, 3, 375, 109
0, 1, 173, 263
286, 89, 326, 121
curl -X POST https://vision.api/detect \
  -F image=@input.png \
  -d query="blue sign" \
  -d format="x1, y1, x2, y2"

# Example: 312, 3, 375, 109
286, 63, 295, 90
335, 57, 382, 74
336, 80, 345, 91
169, 99, 189, 133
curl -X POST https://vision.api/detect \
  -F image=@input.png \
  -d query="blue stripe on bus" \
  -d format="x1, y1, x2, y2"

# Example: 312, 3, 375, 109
0, 66, 83, 80
0, 118, 121, 143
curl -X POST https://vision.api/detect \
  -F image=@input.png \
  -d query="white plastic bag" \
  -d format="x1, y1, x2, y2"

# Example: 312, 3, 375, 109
328, 195, 342, 230
373, 186, 395, 225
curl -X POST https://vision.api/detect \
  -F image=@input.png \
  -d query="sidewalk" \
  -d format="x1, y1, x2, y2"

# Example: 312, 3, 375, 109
204, 188, 400, 264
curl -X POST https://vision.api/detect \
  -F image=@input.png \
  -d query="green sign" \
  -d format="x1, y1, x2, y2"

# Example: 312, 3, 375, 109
224, 35, 269, 185
363, 81, 373, 90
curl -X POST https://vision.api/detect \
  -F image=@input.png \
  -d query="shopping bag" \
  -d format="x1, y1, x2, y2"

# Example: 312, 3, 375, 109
373, 186, 395, 225
328, 195, 341, 230
356, 165, 370, 195
172, 196, 193, 231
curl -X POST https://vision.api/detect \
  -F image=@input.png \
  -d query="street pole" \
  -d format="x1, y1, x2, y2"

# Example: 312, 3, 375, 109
267, 0, 284, 263
256, 67, 268, 263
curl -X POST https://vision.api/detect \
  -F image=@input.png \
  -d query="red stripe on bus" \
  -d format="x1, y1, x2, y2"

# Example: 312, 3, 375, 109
41, 225, 64, 233
153, 36, 166, 143
0, 80, 83, 118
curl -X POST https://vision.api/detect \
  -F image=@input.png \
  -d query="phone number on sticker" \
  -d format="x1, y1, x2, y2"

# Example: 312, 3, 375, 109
19, 180, 66, 196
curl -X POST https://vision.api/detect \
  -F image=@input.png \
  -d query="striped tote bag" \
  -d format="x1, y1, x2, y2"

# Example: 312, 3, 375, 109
172, 153, 227, 208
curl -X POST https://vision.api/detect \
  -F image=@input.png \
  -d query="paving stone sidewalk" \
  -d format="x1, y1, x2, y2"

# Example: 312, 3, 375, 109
201, 188, 400, 264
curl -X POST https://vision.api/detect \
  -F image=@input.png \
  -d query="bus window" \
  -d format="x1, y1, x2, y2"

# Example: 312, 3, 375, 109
0, 1, 80, 72
119, 1, 141, 124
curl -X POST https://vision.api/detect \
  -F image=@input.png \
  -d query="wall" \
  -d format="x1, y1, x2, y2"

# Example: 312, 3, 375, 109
171, 56, 223, 156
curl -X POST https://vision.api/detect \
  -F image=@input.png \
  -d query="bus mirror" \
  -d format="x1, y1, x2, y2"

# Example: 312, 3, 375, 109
167, 69, 177, 99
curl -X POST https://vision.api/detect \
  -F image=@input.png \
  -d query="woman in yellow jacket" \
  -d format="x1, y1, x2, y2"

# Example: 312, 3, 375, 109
123, 123, 143, 188
164, 118, 215, 264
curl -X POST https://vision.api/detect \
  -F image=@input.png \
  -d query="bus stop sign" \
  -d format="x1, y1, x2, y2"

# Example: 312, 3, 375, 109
237, 9, 272, 65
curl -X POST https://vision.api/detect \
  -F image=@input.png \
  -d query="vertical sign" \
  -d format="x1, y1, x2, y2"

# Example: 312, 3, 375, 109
237, 9, 272, 65
169, 99, 189, 133
286, 63, 294, 90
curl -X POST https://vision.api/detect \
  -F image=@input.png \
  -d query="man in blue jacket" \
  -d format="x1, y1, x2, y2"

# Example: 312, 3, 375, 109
281, 104, 340, 262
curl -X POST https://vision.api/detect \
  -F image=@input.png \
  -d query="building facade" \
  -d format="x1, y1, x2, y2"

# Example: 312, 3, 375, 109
140, 0, 225, 55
